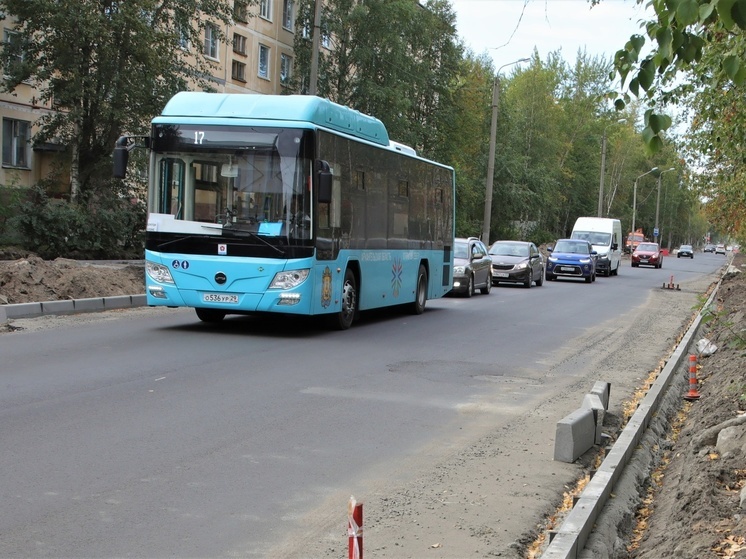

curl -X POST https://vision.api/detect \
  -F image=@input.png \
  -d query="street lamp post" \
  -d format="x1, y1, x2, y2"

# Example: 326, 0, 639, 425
482, 57, 529, 244
598, 119, 626, 217
654, 167, 676, 244
632, 167, 658, 240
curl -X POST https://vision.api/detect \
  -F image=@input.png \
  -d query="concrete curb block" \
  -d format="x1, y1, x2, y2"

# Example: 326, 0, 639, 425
41, 300, 75, 315
542, 282, 720, 559
554, 408, 597, 463
1, 294, 146, 322
4, 302, 43, 319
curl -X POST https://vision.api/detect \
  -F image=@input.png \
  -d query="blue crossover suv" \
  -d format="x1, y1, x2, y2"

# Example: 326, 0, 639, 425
545, 239, 597, 283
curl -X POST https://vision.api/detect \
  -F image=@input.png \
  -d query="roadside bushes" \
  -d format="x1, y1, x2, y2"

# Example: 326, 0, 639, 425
6, 185, 145, 260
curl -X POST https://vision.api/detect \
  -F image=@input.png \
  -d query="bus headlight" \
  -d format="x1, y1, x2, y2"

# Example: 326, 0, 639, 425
146, 261, 175, 284
269, 269, 309, 290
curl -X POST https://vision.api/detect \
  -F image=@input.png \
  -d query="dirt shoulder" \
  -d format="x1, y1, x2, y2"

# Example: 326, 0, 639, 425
0, 255, 144, 305
628, 252, 746, 559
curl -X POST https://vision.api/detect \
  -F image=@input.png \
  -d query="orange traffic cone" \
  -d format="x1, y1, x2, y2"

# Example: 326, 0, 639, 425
683, 354, 701, 401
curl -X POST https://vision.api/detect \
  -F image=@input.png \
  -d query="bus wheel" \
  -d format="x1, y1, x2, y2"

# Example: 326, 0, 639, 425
196, 308, 226, 323
411, 265, 428, 315
331, 268, 357, 330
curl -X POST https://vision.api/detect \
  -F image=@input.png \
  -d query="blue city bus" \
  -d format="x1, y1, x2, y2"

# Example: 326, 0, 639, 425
113, 93, 455, 329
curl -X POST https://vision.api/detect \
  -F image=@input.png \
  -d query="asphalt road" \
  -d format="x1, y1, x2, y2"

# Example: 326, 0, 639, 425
0, 252, 726, 557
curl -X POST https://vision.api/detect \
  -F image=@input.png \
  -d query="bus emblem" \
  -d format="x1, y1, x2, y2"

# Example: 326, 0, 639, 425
391, 258, 403, 297
321, 267, 332, 308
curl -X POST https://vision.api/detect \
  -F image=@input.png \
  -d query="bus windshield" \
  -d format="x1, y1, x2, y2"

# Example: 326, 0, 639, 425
150, 125, 313, 239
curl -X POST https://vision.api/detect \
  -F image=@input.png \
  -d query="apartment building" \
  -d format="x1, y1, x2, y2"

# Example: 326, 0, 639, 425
0, 1, 307, 193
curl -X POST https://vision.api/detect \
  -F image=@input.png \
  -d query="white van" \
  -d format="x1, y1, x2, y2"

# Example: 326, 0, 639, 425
570, 217, 622, 277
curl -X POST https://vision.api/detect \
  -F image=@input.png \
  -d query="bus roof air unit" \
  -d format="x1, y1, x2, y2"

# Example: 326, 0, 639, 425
160, 93, 390, 148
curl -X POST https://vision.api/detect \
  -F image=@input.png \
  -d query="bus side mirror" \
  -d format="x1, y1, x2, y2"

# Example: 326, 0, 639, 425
113, 137, 130, 179
317, 160, 332, 203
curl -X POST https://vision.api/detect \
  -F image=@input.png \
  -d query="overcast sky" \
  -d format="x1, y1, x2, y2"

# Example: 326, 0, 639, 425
451, 0, 654, 74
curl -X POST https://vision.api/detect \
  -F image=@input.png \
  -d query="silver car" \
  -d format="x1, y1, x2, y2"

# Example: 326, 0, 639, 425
488, 240, 545, 288
451, 237, 492, 297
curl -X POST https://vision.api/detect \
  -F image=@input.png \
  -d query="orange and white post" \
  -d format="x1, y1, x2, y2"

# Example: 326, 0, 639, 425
684, 354, 701, 401
348, 496, 363, 559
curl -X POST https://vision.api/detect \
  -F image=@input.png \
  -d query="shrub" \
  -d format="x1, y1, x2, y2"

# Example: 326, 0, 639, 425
8, 185, 145, 259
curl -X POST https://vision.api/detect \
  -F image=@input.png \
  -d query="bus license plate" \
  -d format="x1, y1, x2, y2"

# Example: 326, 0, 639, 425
202, 293, 238, 304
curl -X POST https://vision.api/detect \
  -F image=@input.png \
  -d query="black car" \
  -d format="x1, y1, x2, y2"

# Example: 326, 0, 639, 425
488, 240, 544, 288
677, 244, 694, 258
704, 244, 715, 253
451, 237, 492, 297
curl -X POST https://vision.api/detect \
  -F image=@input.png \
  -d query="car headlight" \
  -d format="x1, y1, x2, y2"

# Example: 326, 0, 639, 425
579, 258, 591, 264
548, 256, 558, 263
454, 265, 465, 275
146, 261, 175, 284
269, 269, 310, 290
515, 261, 529, 270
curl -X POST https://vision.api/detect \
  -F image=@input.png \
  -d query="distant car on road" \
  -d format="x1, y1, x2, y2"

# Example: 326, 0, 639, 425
545, 239, 597, 283
451, 237, 492, 297
488, 240, 544, 288
677, 245, 694, 259
715, 244, 727, 255
632, 242, 663, 268
703, 244, 715, 253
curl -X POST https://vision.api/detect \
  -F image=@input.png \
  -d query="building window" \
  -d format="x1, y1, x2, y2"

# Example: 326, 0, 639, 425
260, 0, 272, 20
321, 30, 330, 49
203, 24, 218, 59
234, 0, 249, 23
3, 28, 24, 69
282, 0, 294, 30
177, 25, 189, 50
280, 54, 292, 85
2, 118, 30, 168
258, 45, 270, 79
233, 33, 247, 55
232, 60, 246, 82
398, 180, 409, 197
301, 21, 311, 39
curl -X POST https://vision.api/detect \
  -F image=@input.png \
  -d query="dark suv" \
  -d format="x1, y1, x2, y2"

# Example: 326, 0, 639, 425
451, 237, 492, 297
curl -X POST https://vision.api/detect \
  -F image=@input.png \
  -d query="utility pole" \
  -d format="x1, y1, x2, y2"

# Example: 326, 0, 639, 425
654, 167, 676, 245
308, 0, 323, 95
482, 57, 529, 244
598, 119, 625, 217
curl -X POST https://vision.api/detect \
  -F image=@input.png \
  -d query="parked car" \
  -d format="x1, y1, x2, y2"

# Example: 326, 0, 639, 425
715, 244, 727, 255
632, 242, 663, 268
677, 244, 694, 259
451, 237, 492, 297
545, 239, 597, 283
488, 240, 544, 288
703, 244, 716, 253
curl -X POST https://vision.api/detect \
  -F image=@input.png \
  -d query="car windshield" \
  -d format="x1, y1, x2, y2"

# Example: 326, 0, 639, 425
681, 245, 692, 250
572, 232, 611, 245
554, 240, 589, 254
638, 243, 658, 251
490, 242, 528, 257
454, 242, 469, 259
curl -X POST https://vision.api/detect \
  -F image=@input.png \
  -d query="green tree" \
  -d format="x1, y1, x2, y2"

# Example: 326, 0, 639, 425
0, 0, 237, 201
604, 0, 746, 242
292, 0, 462, 159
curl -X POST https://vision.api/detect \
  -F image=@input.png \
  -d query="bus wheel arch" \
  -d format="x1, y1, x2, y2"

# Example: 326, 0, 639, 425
411, 262, 428, 315
329, 264, 359, 330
